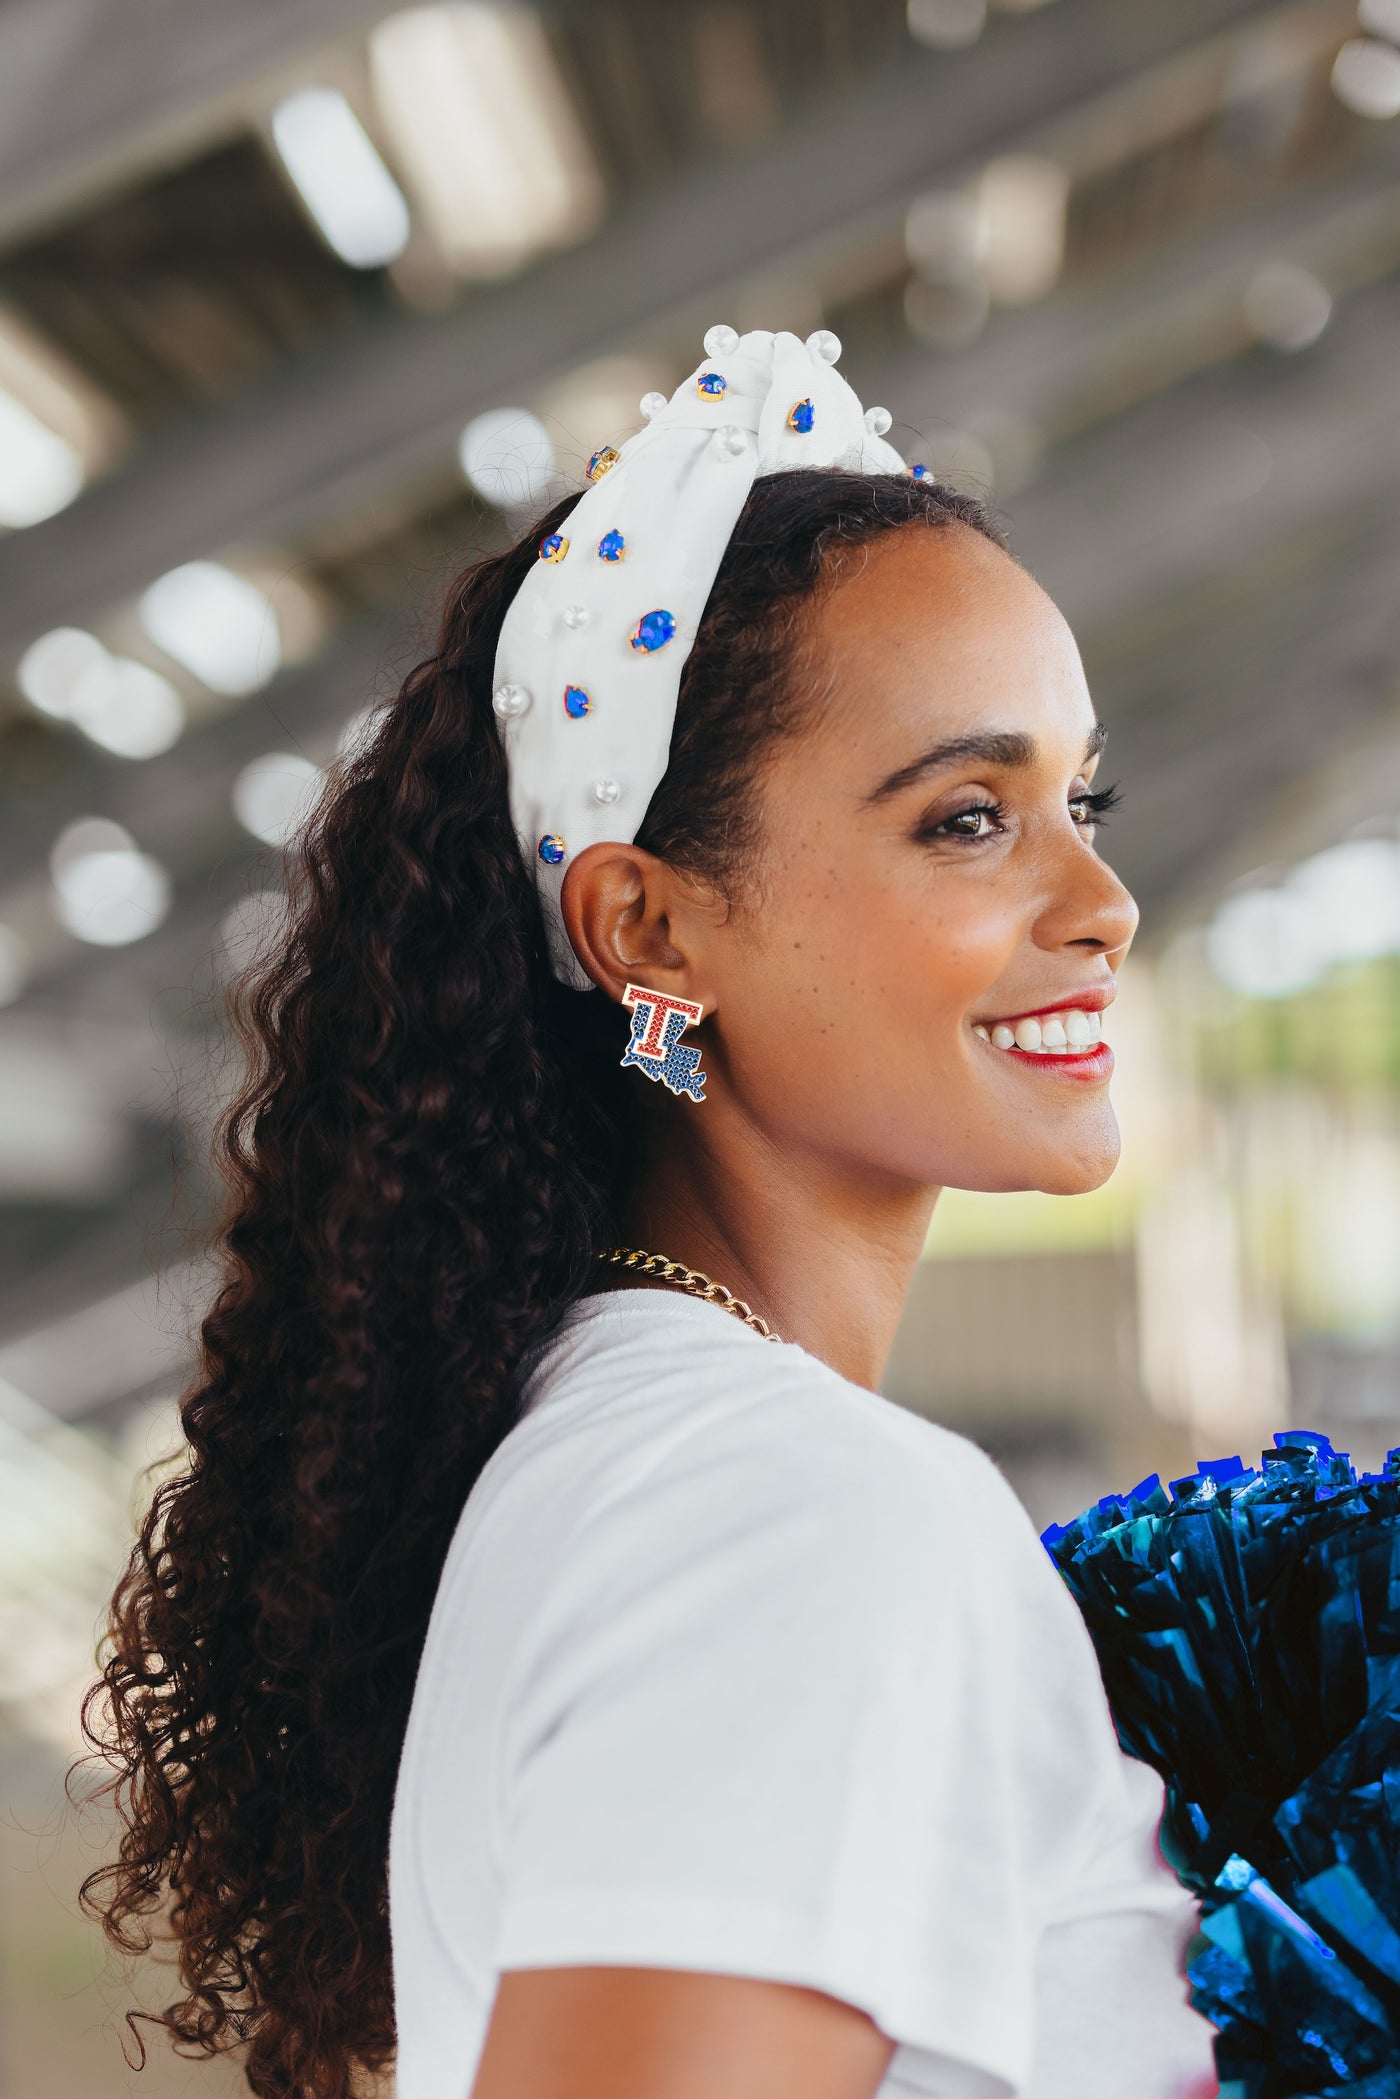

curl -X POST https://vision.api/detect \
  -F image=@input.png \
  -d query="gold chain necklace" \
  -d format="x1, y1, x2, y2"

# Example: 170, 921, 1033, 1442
596, 1246, 783, 1343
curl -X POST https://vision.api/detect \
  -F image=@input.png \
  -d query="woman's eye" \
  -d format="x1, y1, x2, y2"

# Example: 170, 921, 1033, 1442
936, 803, 1003, 839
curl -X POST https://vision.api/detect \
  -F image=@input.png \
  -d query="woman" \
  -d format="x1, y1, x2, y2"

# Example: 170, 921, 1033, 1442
85, 330, 1216, 2099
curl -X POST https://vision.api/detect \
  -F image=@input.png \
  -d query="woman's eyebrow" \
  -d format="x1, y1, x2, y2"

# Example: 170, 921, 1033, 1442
863, 722, 1106, 806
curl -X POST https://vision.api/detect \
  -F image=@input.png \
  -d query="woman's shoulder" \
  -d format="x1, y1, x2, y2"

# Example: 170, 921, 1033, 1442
516, 1289, 1040, 1584
493, 1293, 1134, 1902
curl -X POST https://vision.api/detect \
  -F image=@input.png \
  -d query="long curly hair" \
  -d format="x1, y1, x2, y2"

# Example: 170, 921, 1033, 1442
79, 467, 1002, 2097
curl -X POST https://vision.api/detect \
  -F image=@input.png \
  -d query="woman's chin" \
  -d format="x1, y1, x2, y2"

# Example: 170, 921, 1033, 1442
953, 1114, 1122, 1197
1033, 1125, 1122, 1196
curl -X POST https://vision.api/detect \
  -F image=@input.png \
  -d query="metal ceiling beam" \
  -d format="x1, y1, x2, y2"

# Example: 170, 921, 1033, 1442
0, 0, 392, 247
889, 145, 1400, 456
0, 0, 1286, 668
970, 203, 1400, 633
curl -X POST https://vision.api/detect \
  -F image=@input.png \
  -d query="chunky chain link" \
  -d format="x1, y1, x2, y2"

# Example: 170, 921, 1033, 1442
596, 1246, 783, 1343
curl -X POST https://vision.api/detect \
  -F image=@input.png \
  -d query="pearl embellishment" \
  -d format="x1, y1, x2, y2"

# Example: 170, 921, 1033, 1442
562, 603, 590, 630
864, 406, 893, 436
639, 391, 668, 419
703, 323, 739, 356
712, 424, 748, 459
806, 328, 842, 363
591, 777, 622, 805
493, 684, 529, 718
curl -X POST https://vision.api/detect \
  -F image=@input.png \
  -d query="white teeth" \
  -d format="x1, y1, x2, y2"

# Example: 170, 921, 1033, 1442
984, 1006, 1108, 1055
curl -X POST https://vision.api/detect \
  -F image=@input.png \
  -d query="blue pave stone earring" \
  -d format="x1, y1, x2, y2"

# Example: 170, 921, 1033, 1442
538, 833, 566, 864
538, 532, 569, 562
619, 983, 707, 1103
696, 371, 728, 399
597, 529, 625, 562
786, 397, 815, 434
563, 685, 592, 718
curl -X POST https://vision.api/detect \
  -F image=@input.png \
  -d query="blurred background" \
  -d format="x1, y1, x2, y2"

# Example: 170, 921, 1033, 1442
3, 0, 1400, 2087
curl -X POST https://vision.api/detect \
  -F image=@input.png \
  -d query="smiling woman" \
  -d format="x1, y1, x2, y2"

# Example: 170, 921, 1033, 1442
82, 333, 1211, 2099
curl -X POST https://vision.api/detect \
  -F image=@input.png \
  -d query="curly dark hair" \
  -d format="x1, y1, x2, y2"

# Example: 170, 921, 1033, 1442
78, 466, 1003, 2097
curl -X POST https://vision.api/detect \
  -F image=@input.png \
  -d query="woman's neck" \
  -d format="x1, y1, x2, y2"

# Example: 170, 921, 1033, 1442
616, 1116, 939, 1391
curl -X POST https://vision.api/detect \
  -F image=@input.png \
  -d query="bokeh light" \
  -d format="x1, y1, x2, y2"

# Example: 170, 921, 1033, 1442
458, 406, 557, 508
49, 819, 171, 947
231, 752, 323, 847
139, 561, 281, 696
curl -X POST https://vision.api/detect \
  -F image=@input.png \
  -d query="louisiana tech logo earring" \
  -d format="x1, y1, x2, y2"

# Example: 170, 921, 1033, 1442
619, 983, 707, 1103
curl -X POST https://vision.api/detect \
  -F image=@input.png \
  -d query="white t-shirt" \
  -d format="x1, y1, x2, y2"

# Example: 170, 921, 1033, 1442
390, 1289, 1216, 2099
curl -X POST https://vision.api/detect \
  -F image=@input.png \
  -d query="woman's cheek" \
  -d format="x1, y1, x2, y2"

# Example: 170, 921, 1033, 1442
914, 910, 1024, 1018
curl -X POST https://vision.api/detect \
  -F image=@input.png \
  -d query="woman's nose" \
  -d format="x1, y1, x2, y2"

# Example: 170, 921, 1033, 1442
1037, 840, 1139, 959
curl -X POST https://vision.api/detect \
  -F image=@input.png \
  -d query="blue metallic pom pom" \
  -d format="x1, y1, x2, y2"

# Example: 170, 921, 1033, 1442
597, 529, 626, 562
563, 685, 592, 718
537, 833, 566, 864
538, 532, 568, 562
629, 609, 676, 654
786, 397, 815, 434
1045, 1432, 1400, 2095
696, 371, 727, 398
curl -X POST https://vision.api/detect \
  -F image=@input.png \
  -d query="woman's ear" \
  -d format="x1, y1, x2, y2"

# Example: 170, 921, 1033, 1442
560, 842, 716, 1007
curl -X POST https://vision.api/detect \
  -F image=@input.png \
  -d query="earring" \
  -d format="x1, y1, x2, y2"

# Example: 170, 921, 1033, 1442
620, 983, 707, 1103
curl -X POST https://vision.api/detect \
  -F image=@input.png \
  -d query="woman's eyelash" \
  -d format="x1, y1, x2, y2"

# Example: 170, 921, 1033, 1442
1073, 782, 1121, 823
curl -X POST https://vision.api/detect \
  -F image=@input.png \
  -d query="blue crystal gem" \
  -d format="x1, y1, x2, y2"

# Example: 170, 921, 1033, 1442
786, 397, 815, 434
696, 371, 727, 398
630, 609, 676, 654
585, 446, 620, 481
910, 462, 933, 482
538, 532, 568, 562
597, 529, 625, 562
538, 833, 566, 864
563, 684, 592, 718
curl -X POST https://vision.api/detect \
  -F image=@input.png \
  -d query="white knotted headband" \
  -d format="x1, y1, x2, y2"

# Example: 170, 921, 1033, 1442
491, 325, 911, 990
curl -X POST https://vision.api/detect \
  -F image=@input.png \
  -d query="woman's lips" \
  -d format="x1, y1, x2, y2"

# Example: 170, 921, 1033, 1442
971, 1003, 1114, 1079
980, 1038, 1115, 1081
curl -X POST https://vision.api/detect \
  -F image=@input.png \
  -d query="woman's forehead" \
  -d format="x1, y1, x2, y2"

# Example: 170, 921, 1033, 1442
801, 526, 1095, 765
